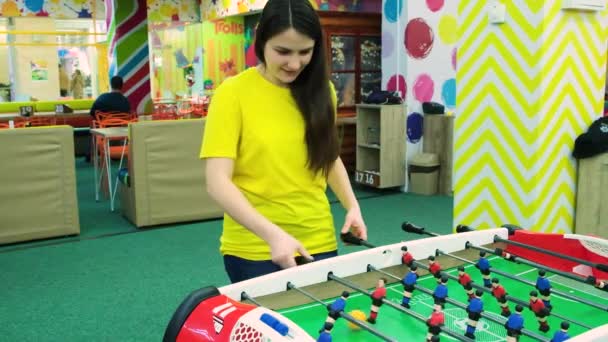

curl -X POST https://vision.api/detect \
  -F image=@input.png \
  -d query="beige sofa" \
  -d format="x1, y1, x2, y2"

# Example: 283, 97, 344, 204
119, 119, 223, 227
0, 126, 80, 244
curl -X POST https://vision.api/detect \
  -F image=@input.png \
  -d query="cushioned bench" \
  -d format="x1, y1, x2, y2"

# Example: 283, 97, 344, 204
119, 119, 223, 227
0, 126, 80, 244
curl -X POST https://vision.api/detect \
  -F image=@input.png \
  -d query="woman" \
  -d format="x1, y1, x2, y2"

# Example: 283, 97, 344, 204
200, 0, 367, 283
70, 69, 84, 99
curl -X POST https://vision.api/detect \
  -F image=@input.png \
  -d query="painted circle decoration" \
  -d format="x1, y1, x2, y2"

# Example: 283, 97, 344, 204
407, 113, 424, 143
441, 78, 457, 108
384, 0, 403, 23
405, 18, 434, 59
386, 74, 407, 99
382, 31, 395, 58
451, 47, 457, 71
426, 0, 445, 12
438, 14, 458, 45
413, 74, 434, 103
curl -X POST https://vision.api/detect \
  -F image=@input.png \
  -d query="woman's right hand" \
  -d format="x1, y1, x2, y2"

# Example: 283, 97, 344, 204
268, 228, 313, 269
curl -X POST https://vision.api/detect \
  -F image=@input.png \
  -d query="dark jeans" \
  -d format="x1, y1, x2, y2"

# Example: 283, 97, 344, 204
224, 250, 338, 284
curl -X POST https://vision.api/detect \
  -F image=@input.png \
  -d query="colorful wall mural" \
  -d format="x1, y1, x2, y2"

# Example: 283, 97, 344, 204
149, 22, 204, 98
454, 1, 608, 233
107, 0, 152, 113
201, 0, 380, 20
147, 0, 201, 22
202, 16, 245, 90
0, 0, 105, 19
381, 0, 458, 185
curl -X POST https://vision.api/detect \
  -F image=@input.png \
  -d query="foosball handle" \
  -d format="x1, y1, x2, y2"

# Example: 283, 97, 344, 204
401, 222, 426, 235
455, 224, 474, 233
341, 231, 363, 245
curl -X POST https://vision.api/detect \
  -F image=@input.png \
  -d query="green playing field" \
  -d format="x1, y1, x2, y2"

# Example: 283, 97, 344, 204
278, 257, 608, 341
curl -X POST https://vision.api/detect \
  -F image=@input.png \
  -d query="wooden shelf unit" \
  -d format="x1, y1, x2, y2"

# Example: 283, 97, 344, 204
355, 104, 406, 188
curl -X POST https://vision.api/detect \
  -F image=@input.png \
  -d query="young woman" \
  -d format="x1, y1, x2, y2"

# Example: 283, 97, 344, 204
200, 0, 367, 283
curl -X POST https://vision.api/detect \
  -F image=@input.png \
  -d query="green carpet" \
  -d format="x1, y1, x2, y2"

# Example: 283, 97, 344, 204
0, 158, 454, 341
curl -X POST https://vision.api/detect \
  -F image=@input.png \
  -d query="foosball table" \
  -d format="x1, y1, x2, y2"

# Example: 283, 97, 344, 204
163, 225, 608, 342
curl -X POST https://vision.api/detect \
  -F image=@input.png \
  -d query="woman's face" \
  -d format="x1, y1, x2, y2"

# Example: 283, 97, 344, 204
262, 28, 315, 86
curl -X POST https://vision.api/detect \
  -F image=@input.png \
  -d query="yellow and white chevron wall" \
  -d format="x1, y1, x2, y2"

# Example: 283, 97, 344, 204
454, 0, 608, 233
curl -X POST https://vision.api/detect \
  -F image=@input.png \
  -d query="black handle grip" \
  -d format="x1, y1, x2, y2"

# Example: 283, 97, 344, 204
341, 231, 363, 245
456, 224, 474, 233
402, 222, 426, 235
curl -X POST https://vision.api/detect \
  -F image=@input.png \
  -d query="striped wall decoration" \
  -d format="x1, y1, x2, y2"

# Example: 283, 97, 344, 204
107, 0, 152, 114
454, 0, 607, 233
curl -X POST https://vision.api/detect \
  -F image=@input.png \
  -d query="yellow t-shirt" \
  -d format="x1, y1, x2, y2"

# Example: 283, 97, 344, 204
200, 67, 337, 260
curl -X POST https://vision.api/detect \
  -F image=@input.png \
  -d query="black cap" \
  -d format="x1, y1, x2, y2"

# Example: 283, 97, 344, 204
538, 270, 546, 277
342, 291, 350, 298
530, 290, 538, 297
457, 266, 465, 272
440, 275, 448, 283
475, 289, 483, 297
515, 305, 524, 312
323, 322, 334, 330
428, 255, 435, 261
491, 278, 500, 284
410, 265, 418, 271
561, 321, 570, 330
401, 246, 408, 251
479, 251, 486, 257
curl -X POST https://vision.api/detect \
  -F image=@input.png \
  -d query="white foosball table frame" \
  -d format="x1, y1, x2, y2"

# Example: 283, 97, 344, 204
218, 228, 608, 342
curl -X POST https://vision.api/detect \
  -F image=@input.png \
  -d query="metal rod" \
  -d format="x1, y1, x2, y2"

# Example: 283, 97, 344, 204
494, 235, 608, 272
466, 243, 607, 311
327, 272, 474, 342
436, 250, 593, 329
285, 282, 395, 342
240, 291, 264, 307
368, 264, 550, 342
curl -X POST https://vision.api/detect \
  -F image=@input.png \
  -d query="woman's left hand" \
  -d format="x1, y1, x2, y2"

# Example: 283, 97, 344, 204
341, 206, 368, 241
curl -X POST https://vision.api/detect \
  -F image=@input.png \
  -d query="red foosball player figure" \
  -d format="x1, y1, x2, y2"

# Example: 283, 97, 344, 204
491, 278, 511, 317
401, 246, 415, 267
457, 266, 475, 300
426, 306, 445, 342
529, 290, 550, 332
428, 255, 442, 283
367, 278, 387, 324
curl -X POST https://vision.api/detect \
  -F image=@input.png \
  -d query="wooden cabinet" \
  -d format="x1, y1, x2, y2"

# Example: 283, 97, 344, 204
319, 12, 381, 173
355, 104, 406, 188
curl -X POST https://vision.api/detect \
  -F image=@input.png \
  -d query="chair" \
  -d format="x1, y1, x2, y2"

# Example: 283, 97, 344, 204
28, 116, 57, 127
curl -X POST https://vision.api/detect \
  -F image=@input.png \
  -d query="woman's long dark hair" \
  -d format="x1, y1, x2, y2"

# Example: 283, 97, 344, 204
255, 0, 339, 177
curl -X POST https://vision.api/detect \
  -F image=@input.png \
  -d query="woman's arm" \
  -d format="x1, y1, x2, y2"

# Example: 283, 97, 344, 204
327, 157, 368, 240
206, 157, 312, 268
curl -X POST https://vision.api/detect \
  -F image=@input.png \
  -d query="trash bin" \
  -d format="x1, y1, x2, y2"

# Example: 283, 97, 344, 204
409, 153, 440, 195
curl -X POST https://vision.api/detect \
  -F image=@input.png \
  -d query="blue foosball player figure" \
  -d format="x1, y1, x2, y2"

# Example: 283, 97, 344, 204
401, 265, 418, 308
551, 321, 570, 342
465, 290, 484, 339
536, 270, 552, 311
325, 291, 349, 326
433, 275, 449, 310
317, 322, 333, 342
476, 251, 492, 288
504, 304, 524, 342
